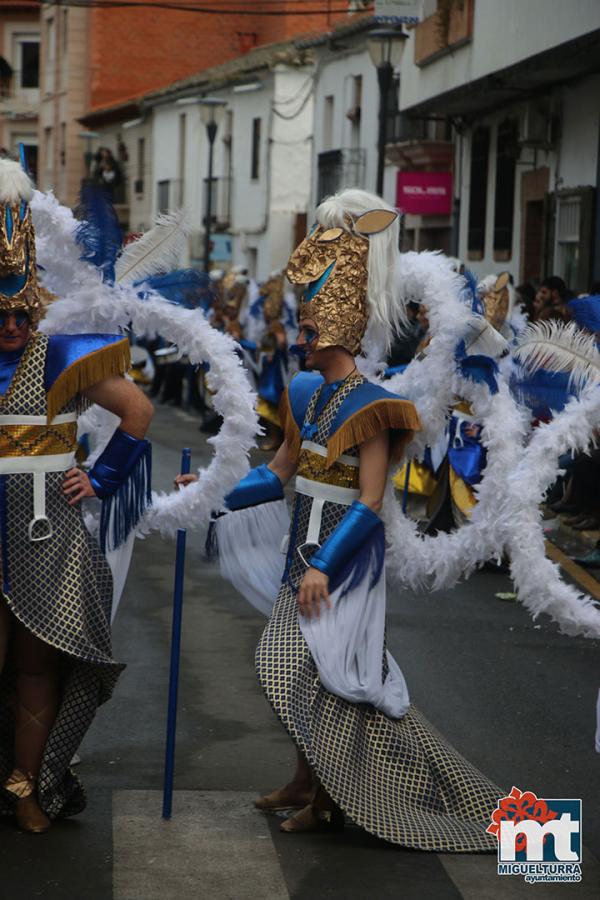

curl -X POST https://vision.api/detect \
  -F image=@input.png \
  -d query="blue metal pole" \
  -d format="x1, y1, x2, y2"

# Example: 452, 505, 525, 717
162, 447, 191, 819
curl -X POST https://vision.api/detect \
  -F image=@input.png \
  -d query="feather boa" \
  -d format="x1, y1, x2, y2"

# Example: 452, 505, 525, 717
32, 190, 258, 538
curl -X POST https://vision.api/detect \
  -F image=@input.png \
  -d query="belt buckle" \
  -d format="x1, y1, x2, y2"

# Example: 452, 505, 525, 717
28, 517, 53, 542
296, 541, 320, 568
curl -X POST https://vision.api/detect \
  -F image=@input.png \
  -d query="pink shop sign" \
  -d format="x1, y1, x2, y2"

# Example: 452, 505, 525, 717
396, 171, 452, 216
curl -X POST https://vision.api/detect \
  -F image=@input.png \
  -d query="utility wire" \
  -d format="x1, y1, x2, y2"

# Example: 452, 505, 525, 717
39, 0, 373, 14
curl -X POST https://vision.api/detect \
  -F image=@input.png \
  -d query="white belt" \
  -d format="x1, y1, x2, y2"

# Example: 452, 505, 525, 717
0, 413, 76, 426
0, 452, 76, 542
295, 475, 360, 564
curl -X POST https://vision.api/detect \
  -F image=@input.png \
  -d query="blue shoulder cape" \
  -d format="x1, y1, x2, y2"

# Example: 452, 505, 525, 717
282, 371, 420, 466
45, 333, 130, 422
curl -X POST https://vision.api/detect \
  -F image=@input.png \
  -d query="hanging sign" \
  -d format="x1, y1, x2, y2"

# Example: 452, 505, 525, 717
396, 171, 452, 216
374, 0, 421, 24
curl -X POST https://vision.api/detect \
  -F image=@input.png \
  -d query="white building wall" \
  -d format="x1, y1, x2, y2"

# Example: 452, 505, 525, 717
400, 0, 600, 113
311, 45, 388, 211
149, 64, 313, 279
558, 74, 600, 190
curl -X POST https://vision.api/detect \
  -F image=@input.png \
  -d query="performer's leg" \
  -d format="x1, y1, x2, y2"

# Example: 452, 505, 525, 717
0, 599, 9, 672
255, 748, 314, 811
7, 620, 59, 833
280, 784, 344, 834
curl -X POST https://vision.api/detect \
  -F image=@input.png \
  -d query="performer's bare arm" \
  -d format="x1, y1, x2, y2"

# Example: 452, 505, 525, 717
63, 375, 154, 505
298, 429, 389, 620
175, 437, 298, 489
267, 438, 297, 485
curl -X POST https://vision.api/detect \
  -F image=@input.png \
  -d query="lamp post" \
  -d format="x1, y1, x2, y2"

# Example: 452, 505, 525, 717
367, 27, 408, 197
199, 98, 226, 272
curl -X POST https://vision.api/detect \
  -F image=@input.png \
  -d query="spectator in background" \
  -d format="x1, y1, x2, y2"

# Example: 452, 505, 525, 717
533, 276, 569, 321
516, 282, 536, 320
387, 301, 424, 367
92, 147, 123, 202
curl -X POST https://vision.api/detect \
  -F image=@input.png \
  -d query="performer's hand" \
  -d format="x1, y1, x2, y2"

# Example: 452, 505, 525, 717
174, 473, 199, 489
297, 567, 331, 620
63, 467, 97, 505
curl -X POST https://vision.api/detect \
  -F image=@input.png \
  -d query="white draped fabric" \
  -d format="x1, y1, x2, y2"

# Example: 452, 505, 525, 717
299, 570, 409, 719
215, 499, 409, 718
215, 499, 290, 617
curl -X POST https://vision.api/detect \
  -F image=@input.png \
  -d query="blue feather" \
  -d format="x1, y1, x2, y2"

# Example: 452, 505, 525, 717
568, 296, 600, 335
510, 368, 576, 417
76, 185, 123, 284
137, 269, 213, 311
455, 340, 499, 394
462, 269, 483, 314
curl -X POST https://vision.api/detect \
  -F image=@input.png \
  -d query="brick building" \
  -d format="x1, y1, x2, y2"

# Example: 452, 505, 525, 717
37, 0, 368, 206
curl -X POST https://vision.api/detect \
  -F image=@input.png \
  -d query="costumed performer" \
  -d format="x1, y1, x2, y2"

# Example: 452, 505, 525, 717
178, 189, 501, 850
0, 158, 153, 833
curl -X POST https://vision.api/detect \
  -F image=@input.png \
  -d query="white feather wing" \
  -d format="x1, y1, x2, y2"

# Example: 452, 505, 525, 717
115, 209, 190, 284
514, 320, 600, 389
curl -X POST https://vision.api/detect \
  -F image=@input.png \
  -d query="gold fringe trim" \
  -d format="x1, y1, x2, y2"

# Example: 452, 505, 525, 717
326, 399, 421, 468
278, 386, 302, 462
46, 337, 131, 423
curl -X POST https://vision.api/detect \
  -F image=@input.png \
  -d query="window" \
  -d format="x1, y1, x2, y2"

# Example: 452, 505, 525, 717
19, 40, 40, 89
44, 126, 53, 170
493, 118, 518, 259
467, 126, 490, 259
323, 96, 334, 152
348, 77, 362, 149
556, 196, 581, 290
250, 117, 261, 180
178, 114, 186, 206
135, 138, 145, 194
157, 180, 170, 213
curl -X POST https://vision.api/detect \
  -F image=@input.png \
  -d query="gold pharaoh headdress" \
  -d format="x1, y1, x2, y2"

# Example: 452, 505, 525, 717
286, 208, 398, 356
0, 157, 44, 325
482, 272, 512, 333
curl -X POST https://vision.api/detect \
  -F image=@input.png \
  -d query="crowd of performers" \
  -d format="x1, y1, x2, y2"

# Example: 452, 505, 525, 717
0, 149, 599, 850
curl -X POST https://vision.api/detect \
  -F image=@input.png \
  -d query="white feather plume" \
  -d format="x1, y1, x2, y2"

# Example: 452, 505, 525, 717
514, 320, 600, 390
0, 158, 33, 203
115, 209, 190, 284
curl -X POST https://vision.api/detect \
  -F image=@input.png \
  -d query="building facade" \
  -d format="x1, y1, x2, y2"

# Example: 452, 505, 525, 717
0, 2, 40, 179
399, 0, 600, 289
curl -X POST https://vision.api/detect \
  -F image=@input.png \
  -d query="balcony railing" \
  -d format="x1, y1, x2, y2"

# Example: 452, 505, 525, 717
203, 176, 232, 228
317, 149, 367, 203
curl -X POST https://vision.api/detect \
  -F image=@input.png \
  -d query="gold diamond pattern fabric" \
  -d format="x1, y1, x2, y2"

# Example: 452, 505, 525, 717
256, 376, 501, 850
0, 333, 123, 821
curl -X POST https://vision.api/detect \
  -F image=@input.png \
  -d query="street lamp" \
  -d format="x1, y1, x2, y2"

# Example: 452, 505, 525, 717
367, 27, 408, 197
199, 98, 227, 272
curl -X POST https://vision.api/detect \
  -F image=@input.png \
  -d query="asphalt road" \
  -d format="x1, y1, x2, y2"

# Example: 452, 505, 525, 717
2, 403, 599, 900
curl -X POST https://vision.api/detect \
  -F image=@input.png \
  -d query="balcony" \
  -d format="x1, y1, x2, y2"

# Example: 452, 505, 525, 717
385, 113, 453, 169
317, 149, 366, 202
202, 176, 232, 229
414, 0, 474, 67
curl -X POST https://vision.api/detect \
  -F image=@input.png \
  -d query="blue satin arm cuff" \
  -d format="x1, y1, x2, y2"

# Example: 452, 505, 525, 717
224, 464, 284, 511
89, 428, 150, 499
310, 501, 383, 581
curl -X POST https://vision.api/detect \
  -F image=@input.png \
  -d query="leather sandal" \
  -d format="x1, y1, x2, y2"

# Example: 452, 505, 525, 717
4, 770, 51, 834
255, 784, 313, 812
